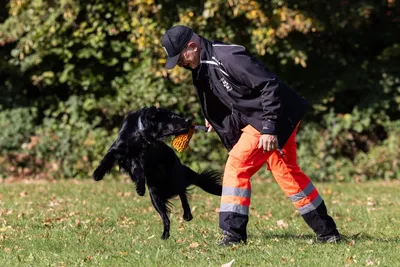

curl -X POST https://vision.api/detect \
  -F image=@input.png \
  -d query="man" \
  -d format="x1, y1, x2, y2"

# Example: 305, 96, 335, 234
161, 25, 340, 245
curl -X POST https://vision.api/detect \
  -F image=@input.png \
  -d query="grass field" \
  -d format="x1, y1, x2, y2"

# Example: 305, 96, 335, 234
0, 177, 399, 266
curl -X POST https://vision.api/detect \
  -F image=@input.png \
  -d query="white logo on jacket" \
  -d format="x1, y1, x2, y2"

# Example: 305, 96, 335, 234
220, 77, 233, 92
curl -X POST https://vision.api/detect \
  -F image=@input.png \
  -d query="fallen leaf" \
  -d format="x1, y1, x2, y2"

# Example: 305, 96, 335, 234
19, 191, 28, 197
277, 220, 288, 228
189, 242, 199, 248
120, 251, 128, 256
366, 258, 374, 266
367, 197, 375, 206
323, 188, 332, 195
221, 259, 235, 267
347, 256, 353, 264
348, 240, 355, 246
147, 235, 155, 239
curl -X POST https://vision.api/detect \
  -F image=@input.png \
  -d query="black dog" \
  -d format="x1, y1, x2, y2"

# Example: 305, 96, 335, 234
92, 106, 222, 239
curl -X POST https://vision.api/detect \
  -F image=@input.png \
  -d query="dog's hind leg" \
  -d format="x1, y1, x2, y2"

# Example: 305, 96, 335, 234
179, 192, 193, 222
149, 189, 170, 239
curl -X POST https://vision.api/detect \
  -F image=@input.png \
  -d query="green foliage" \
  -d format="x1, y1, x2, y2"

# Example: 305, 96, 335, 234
0, 108, 37, 153
297, 114, 399, 182
26, 96, 116, 178
0, 0, 399, 180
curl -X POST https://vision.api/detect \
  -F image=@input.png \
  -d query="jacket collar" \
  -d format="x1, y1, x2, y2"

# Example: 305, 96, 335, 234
193, 36, 213, 80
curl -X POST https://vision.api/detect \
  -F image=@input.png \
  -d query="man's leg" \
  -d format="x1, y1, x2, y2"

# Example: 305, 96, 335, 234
266, 125, 340, 242
219, 125, 273, 244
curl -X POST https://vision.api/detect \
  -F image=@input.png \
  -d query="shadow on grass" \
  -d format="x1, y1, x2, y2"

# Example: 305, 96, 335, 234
261, 232, 400, 243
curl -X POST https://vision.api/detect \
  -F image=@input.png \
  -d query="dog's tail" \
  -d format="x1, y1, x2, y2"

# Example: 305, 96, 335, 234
188, 169, 223, 196
92, 145, 117, 181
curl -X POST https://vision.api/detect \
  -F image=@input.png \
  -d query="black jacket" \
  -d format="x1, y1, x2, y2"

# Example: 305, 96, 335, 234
191, 37, 309, 151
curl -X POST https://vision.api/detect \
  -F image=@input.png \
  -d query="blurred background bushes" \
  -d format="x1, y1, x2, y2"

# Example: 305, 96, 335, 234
0, 0, 399, 181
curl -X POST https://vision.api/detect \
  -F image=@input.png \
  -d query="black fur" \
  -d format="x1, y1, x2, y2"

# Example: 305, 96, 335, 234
92, 106, 222, 239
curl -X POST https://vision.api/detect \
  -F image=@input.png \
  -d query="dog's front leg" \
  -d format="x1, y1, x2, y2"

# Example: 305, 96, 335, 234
179, 192, 193, 221
149, 189, 170, 239
130, 160, 146, 196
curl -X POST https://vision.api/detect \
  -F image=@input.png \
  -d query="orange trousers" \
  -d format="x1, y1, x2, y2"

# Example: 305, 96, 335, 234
219, 124, 323, 238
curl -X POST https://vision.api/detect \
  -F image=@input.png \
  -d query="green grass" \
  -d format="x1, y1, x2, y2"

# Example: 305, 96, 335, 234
0, 177, 399, 266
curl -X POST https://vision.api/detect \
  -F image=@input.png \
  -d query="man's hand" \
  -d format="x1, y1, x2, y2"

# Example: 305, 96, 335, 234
257, 134, 278, 152
205, 119, 214, 132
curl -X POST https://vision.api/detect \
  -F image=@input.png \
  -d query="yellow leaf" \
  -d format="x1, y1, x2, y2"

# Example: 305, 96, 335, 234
189, 242, 199, 248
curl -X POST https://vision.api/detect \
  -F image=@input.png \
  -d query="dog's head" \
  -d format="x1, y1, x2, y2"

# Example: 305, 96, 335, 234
127, 106, 192, 143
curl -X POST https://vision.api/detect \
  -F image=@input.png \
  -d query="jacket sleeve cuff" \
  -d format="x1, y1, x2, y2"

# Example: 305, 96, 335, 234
261, 120, 277, 135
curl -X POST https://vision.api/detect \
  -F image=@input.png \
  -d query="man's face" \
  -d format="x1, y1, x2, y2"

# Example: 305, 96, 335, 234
177, 43, 200, 70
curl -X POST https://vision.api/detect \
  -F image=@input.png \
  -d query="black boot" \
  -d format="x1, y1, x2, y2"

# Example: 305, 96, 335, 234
302, 201, 341, 243
217, 231, 246, 246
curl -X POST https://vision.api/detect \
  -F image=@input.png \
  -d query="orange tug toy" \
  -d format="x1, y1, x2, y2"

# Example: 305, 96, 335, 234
172, 125, 207, 152
172, 128, 195, 152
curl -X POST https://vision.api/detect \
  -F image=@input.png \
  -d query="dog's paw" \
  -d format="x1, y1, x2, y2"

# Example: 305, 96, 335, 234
183, 212, 193, 222
136, 189, 145, 196
161, 232, 170, 240
135, 183, 145, 196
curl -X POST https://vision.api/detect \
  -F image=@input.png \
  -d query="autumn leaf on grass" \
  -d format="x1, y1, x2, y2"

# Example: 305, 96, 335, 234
43, 218, 53, 227
347, 256, 353, 264
221, 259, 235, 267
0, 226, 10, 232
323, 188, 332, 195
277, 220, 288, 228
366, 258, 375, 266
367, 197, 376, 206
188, 242, 199, 248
